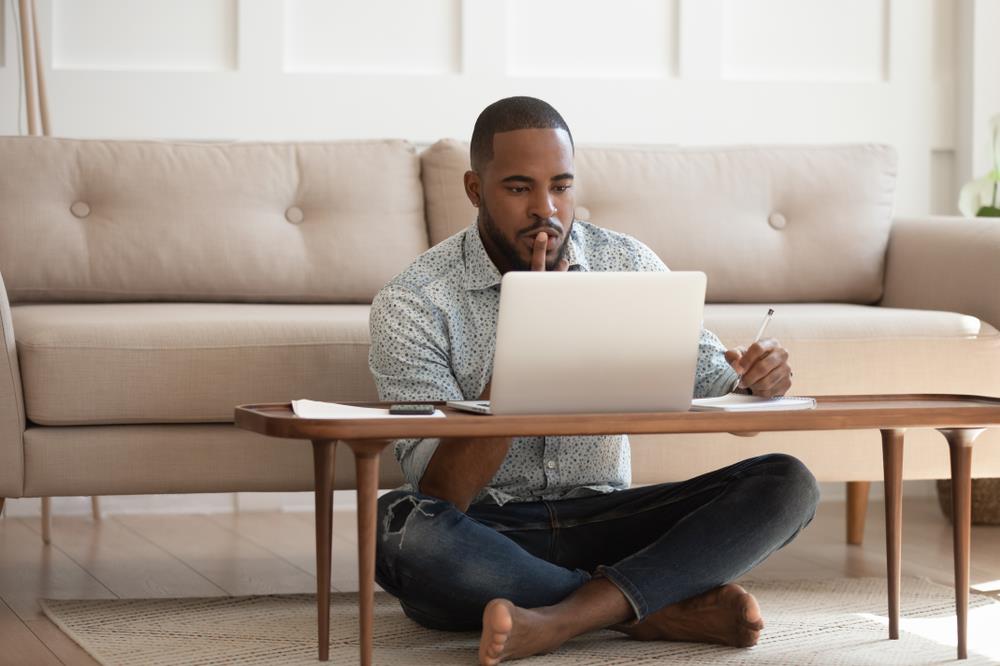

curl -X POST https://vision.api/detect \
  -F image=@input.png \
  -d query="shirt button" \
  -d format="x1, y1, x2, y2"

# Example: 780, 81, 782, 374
546, 460, 556, 469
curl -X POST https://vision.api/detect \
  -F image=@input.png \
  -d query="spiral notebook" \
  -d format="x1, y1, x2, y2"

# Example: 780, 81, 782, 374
291, 399, 445, 419
690, 394, 816, 412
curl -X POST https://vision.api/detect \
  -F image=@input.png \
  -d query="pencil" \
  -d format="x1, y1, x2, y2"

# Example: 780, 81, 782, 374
752, 308, 775, 344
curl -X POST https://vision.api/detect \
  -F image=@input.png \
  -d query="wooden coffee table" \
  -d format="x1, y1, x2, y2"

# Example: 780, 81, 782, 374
235, 394, 1000, 664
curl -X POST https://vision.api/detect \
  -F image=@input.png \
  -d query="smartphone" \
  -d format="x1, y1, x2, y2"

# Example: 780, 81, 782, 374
388, 403, 436, 416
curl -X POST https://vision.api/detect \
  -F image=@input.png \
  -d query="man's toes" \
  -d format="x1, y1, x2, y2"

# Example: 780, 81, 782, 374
742, 619, 764, 639
739, 592, 762, 625
483, 599, 515, 632
480, 599, 516, 664
481, 637, 507, 663
481, 645, 504, 666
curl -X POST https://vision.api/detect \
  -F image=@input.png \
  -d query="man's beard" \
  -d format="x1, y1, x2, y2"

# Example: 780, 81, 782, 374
479, 202, 570, 272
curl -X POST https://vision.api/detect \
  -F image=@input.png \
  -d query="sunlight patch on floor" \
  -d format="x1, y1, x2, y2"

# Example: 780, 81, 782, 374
972, 578, 1000, 594
856, 603, 1000, 661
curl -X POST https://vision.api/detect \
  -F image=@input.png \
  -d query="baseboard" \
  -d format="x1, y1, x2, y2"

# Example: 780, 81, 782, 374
1, 480, 938, 518
0, 491, 361, 517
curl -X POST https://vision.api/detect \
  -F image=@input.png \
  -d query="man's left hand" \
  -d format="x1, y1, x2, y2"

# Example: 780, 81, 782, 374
724, 338, 793, 398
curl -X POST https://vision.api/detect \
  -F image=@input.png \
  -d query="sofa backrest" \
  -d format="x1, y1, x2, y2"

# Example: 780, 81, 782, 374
421, 140, 898, 304
0, 137, 429, 304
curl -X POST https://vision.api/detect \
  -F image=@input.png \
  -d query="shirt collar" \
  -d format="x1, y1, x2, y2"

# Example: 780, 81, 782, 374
462, 224, 503, 291
463, 221, 588, 291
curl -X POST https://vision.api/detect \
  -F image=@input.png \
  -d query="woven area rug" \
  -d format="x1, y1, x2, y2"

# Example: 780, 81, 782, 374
42, 578, 1000, 665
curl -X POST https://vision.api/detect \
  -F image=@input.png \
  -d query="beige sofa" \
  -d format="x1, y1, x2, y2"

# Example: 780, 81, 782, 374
2, 136, 999, 538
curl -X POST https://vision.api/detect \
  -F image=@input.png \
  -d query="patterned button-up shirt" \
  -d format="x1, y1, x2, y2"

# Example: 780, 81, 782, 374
368, 220, 740, 505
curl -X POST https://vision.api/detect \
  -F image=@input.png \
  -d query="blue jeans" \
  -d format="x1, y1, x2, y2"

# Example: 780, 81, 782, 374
375, 453, 819, 631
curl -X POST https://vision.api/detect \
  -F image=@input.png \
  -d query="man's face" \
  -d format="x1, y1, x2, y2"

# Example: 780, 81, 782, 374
465, 128, 575, 273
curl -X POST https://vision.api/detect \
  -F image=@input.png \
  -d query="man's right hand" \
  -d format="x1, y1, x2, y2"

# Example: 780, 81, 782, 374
531, 231, 570, 272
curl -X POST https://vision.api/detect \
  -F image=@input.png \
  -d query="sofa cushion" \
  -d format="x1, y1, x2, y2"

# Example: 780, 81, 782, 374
705, 304, 1000, 397
14, 302, 998, 426
421, 140, 897, 304
0, 137, 428, 304
13, 303, 378, 425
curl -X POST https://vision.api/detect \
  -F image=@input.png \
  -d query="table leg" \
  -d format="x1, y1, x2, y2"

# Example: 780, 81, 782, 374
938, 428, 984, 661
880, 428, 904, 640
312, 439, 337, 662
846, 481, 871, 545
41, 497, 51, 544
345, 440, 385, 666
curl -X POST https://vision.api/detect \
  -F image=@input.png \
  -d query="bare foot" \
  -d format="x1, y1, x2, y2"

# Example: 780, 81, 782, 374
478, 599, 570, 665
619, 583, 764, 648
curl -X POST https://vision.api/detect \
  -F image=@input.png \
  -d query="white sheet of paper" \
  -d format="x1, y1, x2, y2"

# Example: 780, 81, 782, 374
690, 395, 816, 412
291, 399, 445, 419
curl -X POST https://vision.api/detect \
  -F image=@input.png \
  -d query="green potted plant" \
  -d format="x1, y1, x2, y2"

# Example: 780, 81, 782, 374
958, 114, 1000, 217
937, 114, 1000, 524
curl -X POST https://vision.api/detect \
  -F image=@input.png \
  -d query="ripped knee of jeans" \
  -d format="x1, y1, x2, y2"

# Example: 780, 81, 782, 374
381, 495, 443, 549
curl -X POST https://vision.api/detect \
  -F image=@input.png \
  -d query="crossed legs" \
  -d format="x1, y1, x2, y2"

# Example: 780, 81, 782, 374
376, 453, 818, 663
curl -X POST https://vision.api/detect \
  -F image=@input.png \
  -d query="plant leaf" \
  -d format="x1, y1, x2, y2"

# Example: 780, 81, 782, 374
958, 174, 995, 217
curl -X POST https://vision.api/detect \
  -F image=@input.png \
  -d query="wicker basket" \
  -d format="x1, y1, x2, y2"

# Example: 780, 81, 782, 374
936, 478, 1000, 524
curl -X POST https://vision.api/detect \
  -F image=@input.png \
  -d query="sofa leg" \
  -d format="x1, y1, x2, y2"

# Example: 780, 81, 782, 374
847, 481, 871, 545
91, 496, 101, 520
41, 497, 51, 544
0, 497, 5, 517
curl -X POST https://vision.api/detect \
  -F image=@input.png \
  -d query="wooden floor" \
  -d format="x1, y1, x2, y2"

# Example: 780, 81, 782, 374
1, 497, 998, 666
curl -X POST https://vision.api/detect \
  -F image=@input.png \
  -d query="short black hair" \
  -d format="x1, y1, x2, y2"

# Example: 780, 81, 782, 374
470, 96, 574, 171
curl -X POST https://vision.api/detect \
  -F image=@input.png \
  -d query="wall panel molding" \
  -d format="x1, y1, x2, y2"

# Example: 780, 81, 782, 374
461, 0, 506, 76
721, 0, 888, 82
1, 0, 6, 68
237, 2, 283, 73
51, 0, 237, 71
284, 0, 460, 74
930, 149, 957, 215
678, 0, 723, 79
507, 0, 677, 78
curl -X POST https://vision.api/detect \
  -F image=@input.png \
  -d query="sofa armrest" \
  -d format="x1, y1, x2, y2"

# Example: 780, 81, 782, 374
882, 216, 1000, 331
0, 268, 25, 497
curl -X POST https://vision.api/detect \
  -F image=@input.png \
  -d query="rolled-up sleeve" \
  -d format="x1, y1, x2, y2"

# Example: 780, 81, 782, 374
369, 284, 464, 487
694, 328, 740, 398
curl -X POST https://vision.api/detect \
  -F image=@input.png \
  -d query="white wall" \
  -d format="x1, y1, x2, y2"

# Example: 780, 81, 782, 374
2, 0, 997, 217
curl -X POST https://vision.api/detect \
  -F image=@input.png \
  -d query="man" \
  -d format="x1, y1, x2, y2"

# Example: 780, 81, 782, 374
369, 96, 819, 664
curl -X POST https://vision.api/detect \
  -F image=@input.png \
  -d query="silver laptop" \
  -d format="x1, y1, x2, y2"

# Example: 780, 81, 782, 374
448, 271, 707, 415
